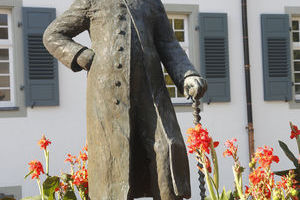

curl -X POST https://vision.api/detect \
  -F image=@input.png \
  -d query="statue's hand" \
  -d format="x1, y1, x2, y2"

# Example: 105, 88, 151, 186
77, 48, 95, 71
183, 76, 207, 100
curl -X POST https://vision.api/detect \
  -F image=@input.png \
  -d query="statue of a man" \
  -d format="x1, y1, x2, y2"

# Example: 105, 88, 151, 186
43, 0, 207, 199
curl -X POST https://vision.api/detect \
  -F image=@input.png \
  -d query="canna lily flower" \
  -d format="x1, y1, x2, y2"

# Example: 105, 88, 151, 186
290, 122, 300, 139
79, 151, 88, 162
65, 154, 78, 165
254, 146, 279, 168
186, 123, 219, 154
28, 160, 45, 179
38, 135, 51, 150
223, 138, 238, 160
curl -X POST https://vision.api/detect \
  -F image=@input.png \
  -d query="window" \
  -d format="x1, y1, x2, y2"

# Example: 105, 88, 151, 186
164, 14, 190, 104
0, 0, 27, 117
292, 17, 300, 101
0, 9, 15, 107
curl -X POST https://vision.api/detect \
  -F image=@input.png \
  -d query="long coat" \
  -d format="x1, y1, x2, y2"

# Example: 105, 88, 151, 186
43, 0, 200, 199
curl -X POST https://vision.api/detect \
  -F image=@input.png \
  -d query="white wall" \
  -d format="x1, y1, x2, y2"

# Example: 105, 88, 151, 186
1, 0, 300, 199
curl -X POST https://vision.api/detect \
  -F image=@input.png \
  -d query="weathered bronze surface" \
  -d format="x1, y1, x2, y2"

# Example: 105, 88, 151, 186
43, 0, 207, 199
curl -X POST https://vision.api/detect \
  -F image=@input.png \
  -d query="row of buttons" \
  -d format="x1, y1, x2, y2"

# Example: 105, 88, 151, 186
115, 2, 127, 105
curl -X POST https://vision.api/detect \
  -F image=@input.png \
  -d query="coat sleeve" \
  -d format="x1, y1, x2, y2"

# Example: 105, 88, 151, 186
43, 0, 93, 72
153, 1, 200, 93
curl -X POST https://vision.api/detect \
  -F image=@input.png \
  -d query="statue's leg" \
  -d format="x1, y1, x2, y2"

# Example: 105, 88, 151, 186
141, 125, 184, 200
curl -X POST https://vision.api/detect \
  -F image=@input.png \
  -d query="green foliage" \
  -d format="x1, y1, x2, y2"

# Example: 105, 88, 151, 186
43, 176, 60, 200
60, 174, 72, 183
205, 188, 234, 200
21, 195, 48, 200
24, 171, 34, 179
278, 140, 299, 167
62, 191, 76, 200
275, 140, 300, 191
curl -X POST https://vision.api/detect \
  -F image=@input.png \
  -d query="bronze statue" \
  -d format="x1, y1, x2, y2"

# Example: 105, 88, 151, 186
43, 0, 207, 199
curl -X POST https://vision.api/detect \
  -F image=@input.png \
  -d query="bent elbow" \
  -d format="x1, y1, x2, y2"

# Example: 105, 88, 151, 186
43, 25, 53, 54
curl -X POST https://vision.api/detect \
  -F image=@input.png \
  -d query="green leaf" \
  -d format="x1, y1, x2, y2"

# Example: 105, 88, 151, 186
275, 168, 300, 183
60, 174, 72, 182
210, 141, 219, 191
24, 171, 34, 179
43, 176, 60, 200
278, 140, 299, 167
21, 195, 48, 200
218, 188, 234, 200
204, 197, 212, 200
274, 169, 291, 176
62, 190, 77, 200
219, 188, 227, 200
226, 190, 234, 200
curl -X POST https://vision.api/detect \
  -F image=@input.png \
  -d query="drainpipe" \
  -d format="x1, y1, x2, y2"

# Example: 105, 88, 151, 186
241, 0, 255, 161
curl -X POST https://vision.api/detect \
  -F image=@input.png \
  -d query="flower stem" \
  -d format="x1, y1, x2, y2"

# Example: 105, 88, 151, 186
37, 178, 44, 200
44, 150, 49, 176
232, 166, 245, 200
296, 135, 300, 155
210, 141, 219, 191
203, 160, 218, 200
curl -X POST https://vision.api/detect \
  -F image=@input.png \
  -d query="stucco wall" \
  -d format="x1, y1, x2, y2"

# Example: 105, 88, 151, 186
0, 0, 300, 199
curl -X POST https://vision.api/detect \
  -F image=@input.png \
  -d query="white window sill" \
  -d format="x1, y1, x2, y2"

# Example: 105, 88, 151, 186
0, 106, 19, 111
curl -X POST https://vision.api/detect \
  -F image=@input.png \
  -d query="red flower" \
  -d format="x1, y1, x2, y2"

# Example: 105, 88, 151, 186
245, 186, 249, 195
38, 135, 51, 150
186, 123, 218, 154
254, 146, 279, 168
249, 167, 265, 185
83, 144, 88, 152
79, 151, 88, 162
28, 160, 44, 179
247, 167, 274, 199
223, 138, 238, 160
290, 122, 300, 139
276, 176, 289, 190
65, 154, 78, 165
72, 166, 88, 194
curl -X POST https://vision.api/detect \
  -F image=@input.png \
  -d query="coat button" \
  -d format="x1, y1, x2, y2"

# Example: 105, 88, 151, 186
118, 15, 126, 21
119, 3, 126, 8
117, 64, 123, 69
119, 30, 126, 35
118, 47, 124, 51
114, 99, 120, 105
115, 81, 121, 87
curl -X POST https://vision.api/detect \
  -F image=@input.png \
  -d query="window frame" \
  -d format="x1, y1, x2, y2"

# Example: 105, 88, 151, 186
291, 17, 300, 101
284, 7, 300, 109
165, 14, 190, 104
163, 4, 200, 106
0, 0, 26, 117
0, 9, 16, 107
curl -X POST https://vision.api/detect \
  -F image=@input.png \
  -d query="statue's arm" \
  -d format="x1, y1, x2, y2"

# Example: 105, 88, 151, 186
153, 2, 200, 93
43, 0, 94, 72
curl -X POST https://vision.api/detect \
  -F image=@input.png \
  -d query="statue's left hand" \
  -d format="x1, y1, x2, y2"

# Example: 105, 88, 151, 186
183, 76, 207, 100
77, 48, 95, 71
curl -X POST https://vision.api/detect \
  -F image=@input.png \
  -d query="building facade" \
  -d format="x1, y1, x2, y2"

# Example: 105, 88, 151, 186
0, 0, 300, 199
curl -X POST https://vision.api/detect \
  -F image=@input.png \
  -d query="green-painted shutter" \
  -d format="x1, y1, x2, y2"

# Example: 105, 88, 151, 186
23, 7, 59, 107
199, 13, 230, 103
261, 14, 292, 101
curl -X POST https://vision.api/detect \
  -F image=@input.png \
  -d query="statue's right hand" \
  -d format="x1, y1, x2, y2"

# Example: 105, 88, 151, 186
77, 48, 95, 71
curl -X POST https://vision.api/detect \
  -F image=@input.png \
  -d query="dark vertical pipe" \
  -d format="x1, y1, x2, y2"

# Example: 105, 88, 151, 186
241, 0, 255, 161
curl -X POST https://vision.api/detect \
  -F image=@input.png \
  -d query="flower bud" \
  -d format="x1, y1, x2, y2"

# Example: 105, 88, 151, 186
290, 189, 298, 196
249, 161, 255, 168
